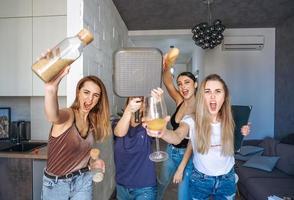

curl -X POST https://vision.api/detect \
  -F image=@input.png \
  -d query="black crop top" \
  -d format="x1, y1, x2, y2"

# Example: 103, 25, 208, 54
170, 102, 189, 148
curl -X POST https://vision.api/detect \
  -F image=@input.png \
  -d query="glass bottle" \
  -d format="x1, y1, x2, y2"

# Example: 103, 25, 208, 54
90, 148, 104, 183
32, 28, 94, 82
165, 47, 179, 68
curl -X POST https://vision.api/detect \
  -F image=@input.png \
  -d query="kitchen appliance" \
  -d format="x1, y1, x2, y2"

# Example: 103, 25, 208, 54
11, 120, 31, 143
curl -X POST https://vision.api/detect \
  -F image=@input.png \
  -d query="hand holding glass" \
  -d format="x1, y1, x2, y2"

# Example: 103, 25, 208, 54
144, 95, 169, 162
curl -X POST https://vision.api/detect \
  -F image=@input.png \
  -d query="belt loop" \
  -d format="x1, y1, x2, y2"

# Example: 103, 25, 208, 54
55, 176, 58, 183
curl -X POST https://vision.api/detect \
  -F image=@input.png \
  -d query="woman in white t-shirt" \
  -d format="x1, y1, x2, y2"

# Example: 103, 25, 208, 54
146, 74, 247, 199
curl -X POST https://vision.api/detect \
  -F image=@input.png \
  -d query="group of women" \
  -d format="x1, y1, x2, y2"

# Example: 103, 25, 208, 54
40, 51, 249, 200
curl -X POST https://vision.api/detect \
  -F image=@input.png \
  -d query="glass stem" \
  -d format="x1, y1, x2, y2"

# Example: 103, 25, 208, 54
156, 138, 160, 151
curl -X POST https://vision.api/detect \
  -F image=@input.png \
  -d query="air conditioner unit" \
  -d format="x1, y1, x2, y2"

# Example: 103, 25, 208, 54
222, 35, 265, 51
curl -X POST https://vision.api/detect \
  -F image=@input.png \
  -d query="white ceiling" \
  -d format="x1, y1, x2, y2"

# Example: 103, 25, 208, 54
128, 29, 197, 64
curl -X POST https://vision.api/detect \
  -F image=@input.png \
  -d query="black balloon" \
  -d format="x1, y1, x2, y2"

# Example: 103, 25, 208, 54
191, 19, 225, 49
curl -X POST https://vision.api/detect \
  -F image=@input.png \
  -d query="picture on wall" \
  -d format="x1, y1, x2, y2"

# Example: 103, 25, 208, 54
0, 107, 11, 139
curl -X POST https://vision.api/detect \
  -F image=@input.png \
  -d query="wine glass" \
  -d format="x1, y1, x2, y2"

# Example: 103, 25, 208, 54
144, 95, 169, 162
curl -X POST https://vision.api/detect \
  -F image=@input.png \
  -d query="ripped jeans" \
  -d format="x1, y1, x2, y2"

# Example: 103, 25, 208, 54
189, 167, 236, 200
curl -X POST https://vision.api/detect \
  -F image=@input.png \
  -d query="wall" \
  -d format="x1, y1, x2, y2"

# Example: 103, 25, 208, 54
275, 16, 294, 139
0, 98, 30, 121
0, 0, 67, 141
204, 28, 275, 140
67, 0, 128, 199
30, 97, 66, 140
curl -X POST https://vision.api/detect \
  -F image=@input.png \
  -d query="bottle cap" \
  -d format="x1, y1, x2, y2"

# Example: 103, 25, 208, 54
165, 47, 180, 68
90, 148, 100, 159
77, 28, 94, 45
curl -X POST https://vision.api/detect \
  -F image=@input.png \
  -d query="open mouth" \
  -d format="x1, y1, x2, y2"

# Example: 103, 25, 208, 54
209, 101, 217, 112
182, 89, 189, 96
83, 102, 92, 111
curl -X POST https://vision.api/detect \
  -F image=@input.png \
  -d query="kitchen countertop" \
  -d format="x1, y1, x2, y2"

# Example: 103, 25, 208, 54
0, 141, 48, 160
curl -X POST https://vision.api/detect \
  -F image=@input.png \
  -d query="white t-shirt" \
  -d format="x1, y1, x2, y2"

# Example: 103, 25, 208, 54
182, 117, 235, 176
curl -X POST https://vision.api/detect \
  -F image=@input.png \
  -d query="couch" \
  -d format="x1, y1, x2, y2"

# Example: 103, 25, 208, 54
235, 137, 294, 200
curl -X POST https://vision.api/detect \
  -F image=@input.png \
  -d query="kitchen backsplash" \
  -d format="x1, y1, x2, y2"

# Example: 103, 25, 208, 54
0, 97, 30, 121
0, 96, 66, 140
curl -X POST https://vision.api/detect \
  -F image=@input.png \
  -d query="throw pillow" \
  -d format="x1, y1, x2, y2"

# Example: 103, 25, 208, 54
235, 151, 263, 161
238, 145, 264, 156
243, 155, 280, 172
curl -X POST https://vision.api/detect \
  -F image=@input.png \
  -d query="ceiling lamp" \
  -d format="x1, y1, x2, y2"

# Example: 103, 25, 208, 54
192, 0, 225, 49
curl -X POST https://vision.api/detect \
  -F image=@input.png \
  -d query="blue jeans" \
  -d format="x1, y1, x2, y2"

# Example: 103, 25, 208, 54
116, 184, 157, 200
157, 144, 193, 200
189, 167, 236, 200
41, 171, 93, 200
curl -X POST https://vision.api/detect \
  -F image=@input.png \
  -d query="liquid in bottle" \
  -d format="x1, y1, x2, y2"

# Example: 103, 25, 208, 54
32, 28, 94, 82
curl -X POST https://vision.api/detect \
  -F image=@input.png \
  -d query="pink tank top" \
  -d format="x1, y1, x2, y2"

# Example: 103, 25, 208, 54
46, 118, 94, 176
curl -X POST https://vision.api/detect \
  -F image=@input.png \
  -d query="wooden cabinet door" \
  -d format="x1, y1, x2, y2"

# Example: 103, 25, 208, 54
0, 158, 33, 200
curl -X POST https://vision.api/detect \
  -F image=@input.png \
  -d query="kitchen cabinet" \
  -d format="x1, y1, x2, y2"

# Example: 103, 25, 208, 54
0, 18, 33, 96
0, 148, 47, 200
0, 158, 46, 200
0, 0, 32, 18
32, 0, 66, 16
0, 158, 32, 200
0, 0, 67, 97
32, 16, 67, 96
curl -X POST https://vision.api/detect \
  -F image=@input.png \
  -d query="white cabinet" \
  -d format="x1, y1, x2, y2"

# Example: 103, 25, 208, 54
0, 18, 33, 96
0, 0, 67, 97
33, 0, 66, 16
32, 16, 67, 96
0, 0, 32, 17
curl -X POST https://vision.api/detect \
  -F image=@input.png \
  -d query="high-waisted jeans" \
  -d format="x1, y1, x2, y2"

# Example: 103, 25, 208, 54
41, 171, 93, 200
189, 167, 236, 200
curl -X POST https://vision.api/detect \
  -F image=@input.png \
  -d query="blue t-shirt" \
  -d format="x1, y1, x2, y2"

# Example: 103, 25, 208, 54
113, 123, 156, 188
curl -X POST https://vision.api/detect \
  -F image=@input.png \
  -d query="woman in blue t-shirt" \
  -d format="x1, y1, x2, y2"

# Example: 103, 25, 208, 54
113, 91, 161, 200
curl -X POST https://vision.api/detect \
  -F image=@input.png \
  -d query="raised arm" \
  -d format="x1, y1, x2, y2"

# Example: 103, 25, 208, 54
114, 98, 142, 137
44, 65, 70, 124
162, 50, 183, 105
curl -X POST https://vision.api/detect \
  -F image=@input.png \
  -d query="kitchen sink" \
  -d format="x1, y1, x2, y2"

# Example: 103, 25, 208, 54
0, 142, 47, 152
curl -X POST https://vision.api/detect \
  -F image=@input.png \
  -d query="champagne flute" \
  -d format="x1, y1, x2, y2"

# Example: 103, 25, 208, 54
144, 95, 169, 162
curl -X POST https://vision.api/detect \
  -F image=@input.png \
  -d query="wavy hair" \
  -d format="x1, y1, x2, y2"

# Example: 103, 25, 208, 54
195, 74, 234, 156
71, 76, 110, 141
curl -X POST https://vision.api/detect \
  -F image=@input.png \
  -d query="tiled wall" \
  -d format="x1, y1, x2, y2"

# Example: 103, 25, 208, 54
67, 0, 128, 199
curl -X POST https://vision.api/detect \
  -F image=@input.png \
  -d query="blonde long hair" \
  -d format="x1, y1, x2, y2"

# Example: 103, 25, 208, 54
71, 76, 110, 141
195, 74, 234, 156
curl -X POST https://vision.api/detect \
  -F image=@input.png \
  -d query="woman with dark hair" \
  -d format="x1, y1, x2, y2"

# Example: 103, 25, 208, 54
157, 56, 198, 200
41, 66, 110, 200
